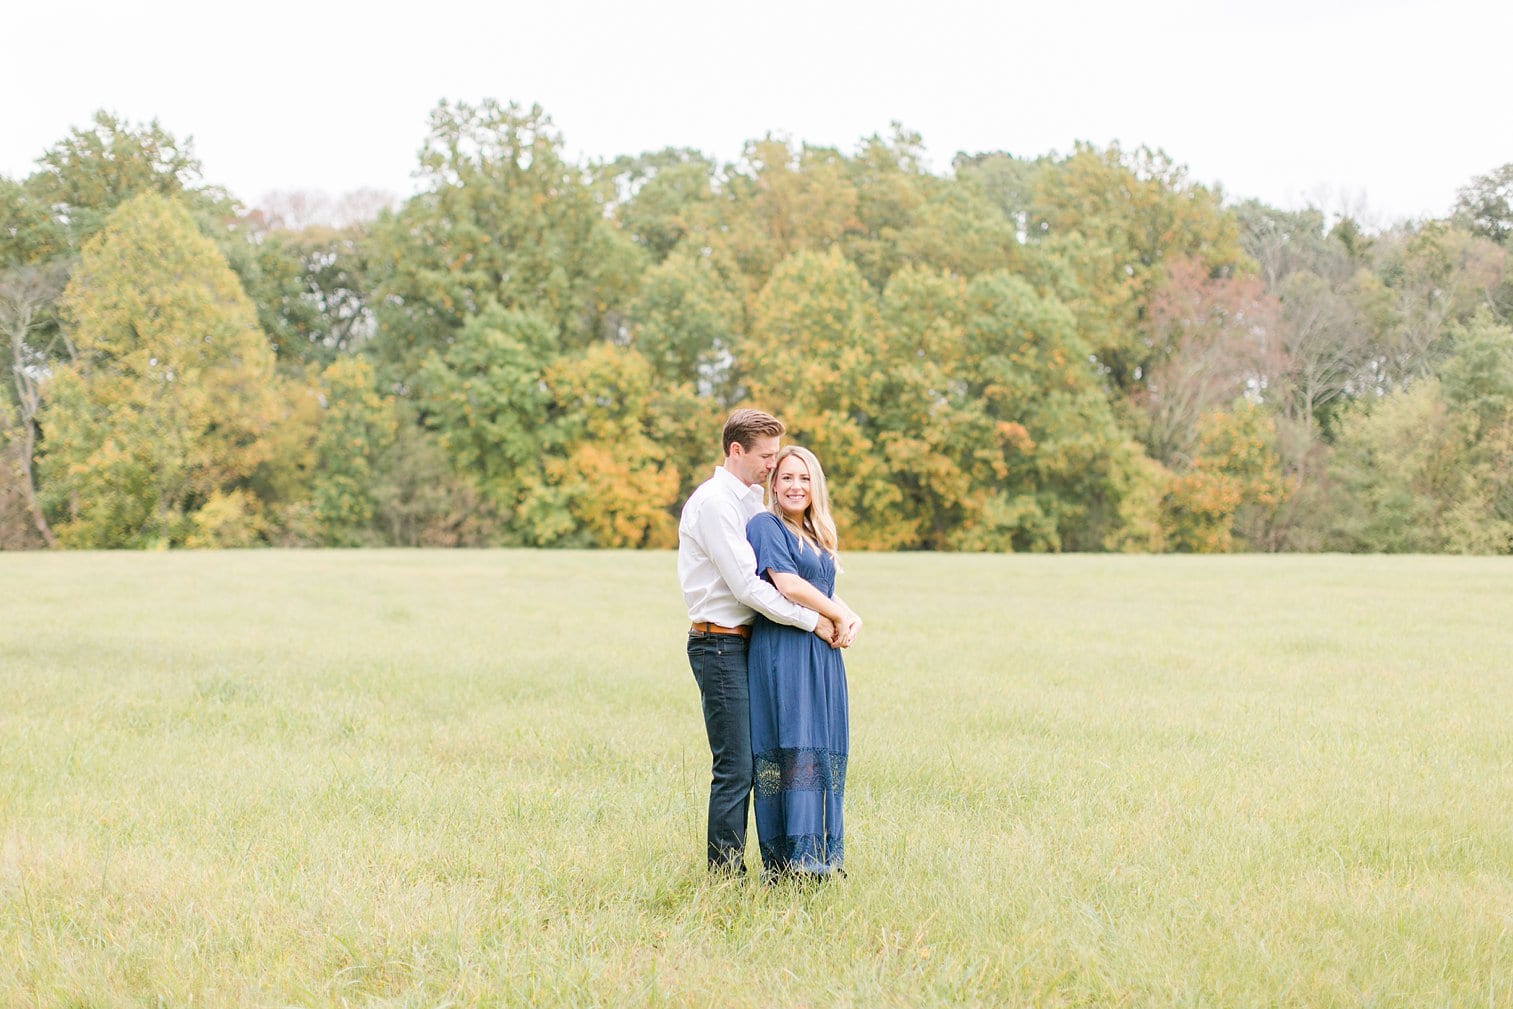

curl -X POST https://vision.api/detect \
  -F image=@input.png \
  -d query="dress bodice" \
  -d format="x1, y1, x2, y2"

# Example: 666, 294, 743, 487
747, 512, 834, 597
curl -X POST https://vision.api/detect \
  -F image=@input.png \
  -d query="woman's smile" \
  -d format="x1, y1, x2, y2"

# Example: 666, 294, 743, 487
773, 455, 812, 516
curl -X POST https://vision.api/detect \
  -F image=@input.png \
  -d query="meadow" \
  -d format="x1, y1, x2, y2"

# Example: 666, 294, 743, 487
1, 549, 1510, 1008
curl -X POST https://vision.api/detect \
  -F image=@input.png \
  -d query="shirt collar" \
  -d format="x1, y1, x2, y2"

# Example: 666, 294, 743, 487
713, 465, 762, 499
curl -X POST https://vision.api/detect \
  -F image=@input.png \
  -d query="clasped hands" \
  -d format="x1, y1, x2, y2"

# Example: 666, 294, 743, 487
814, 611, 862, 649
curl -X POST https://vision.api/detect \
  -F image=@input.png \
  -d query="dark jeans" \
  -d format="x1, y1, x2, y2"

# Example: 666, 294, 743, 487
687, 630, 752, 871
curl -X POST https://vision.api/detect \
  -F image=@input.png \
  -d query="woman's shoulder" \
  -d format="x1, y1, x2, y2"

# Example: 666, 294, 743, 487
746, 511, 785, 535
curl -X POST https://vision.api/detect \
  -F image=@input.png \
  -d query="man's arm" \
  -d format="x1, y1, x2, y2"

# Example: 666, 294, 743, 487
697, 500, 819, 632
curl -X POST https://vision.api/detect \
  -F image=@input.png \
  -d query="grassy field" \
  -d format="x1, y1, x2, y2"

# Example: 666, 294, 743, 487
1, 550, 1510, 1008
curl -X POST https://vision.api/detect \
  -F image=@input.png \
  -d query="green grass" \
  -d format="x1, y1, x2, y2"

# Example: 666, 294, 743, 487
1, 550, 1510, 1007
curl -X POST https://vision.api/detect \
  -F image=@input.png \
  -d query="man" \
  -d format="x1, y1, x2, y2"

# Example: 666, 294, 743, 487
677, 409, 838, 873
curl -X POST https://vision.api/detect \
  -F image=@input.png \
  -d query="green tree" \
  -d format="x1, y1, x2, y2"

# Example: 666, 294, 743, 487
598, 148, 720, 263
240, 218, 375, 375
1023, 143, 1245, 392
839, 126, 932, 289
38, 193, 279, 547
419, 304, 556, 537
1370, 223, 1502, 388
1323, 311, 1513, 555
872, 266, 978, 548
24, 111, 210, 255
628, 248, 744, 397
370, 414, 495, 547
0, 176, 65, 270
369, 100, 644, 384
956, 271, 1148, 551
1325, 383, 1464, 552
893, 181, 1022, 283
1438, 311, 1513, 550
313, 358, 394, 545
1454, 163, 1513, 246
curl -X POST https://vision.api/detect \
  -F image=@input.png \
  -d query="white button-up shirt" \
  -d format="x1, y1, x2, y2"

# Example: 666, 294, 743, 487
678, 466, 819, 631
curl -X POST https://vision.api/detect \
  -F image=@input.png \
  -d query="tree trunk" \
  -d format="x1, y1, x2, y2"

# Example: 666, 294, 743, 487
17, 422, 56, 547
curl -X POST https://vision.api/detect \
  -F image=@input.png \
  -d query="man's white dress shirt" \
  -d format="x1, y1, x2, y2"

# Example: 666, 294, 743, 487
678, 466, 819, 631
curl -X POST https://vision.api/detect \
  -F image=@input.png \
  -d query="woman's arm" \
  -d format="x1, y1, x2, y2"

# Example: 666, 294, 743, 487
832, 594, 862, 647
769, 571, 856, 628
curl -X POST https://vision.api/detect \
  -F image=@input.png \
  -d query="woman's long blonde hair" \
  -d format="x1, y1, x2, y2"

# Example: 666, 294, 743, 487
767, 445, 839, 560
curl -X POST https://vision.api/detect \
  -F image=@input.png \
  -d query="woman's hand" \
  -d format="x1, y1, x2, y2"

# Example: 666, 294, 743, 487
837, 610, 862, 648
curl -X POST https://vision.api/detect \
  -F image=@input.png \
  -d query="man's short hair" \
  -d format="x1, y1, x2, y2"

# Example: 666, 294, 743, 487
723, 409, 785, 455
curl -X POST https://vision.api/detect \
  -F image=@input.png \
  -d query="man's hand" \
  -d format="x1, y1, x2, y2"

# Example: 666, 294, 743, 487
814, 614, 840, 648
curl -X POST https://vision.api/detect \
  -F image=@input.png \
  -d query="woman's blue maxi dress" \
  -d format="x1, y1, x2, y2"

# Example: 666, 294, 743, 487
745, 511, 849, 876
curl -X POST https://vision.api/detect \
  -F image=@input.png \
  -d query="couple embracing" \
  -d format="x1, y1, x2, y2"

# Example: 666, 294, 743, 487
677, 409, 861, 880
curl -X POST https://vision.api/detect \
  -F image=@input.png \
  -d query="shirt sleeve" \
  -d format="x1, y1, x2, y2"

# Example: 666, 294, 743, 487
696, 497, 820, 632
747, 512, 800, 578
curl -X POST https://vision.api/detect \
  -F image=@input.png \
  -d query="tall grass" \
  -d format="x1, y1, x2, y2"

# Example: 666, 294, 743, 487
1, 550, 1510, 1007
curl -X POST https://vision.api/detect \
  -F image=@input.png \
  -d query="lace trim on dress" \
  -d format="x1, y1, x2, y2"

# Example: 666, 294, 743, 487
754, 747, 848, 799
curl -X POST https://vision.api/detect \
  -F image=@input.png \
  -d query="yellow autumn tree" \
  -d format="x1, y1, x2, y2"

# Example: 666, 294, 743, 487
40, 193, 279, 547
1162, 401, 1291, 552
540, 343, 681, 548
741, 248, 910, 549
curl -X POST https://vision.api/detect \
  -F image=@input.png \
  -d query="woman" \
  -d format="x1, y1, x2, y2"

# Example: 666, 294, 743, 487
745, 446, 860, 879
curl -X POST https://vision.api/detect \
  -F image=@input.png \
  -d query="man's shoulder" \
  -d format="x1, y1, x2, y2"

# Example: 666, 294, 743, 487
680, 474, 718, 514
679, 473, 735, 538
684, 471, 739, 511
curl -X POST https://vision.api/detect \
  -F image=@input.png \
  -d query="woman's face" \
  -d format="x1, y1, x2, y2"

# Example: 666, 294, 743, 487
772, 454, 811, 518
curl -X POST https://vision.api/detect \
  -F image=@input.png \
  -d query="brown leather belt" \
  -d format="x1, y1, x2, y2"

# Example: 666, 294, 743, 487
690, 621, 751, 639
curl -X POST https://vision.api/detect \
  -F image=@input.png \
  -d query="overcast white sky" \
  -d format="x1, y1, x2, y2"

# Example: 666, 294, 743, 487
3, 0, 1507, 226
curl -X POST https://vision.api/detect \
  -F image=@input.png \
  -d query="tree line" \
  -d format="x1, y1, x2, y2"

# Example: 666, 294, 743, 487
3, 104, 1510, 552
